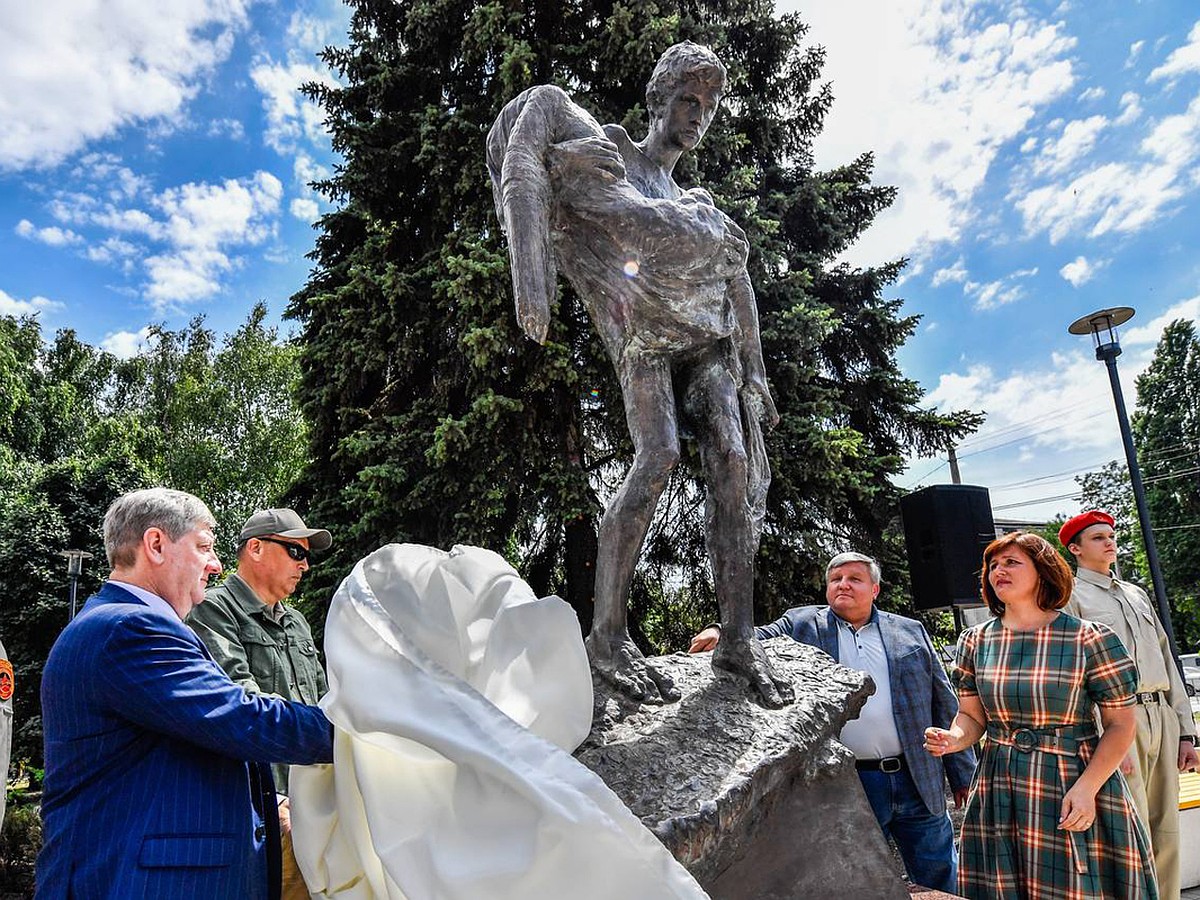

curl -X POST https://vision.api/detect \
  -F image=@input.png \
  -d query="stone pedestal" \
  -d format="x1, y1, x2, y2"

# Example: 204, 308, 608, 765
575, 638, 908, 900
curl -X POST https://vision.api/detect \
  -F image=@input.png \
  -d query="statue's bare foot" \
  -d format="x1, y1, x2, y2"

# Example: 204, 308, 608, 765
713, 636, 794, 708
585, 631, 681, 704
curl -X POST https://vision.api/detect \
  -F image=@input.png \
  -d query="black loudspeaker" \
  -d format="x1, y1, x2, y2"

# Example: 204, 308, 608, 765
900, 484, 996, 610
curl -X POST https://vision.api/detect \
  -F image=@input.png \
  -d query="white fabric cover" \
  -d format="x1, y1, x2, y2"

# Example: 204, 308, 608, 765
290, 543, 709, 899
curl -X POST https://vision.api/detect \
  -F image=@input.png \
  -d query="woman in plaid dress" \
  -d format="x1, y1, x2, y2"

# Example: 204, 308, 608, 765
925, 532, 1156, 899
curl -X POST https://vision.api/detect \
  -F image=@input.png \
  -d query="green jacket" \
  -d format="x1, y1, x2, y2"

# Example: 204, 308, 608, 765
188, 573, 328, 790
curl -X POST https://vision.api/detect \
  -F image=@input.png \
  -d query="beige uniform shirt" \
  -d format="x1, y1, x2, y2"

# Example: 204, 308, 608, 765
1064, 567, 1195, 737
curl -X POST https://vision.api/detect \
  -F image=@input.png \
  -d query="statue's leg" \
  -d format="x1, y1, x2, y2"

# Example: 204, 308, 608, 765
586, 352, 682, 703
684, 351, 793, 708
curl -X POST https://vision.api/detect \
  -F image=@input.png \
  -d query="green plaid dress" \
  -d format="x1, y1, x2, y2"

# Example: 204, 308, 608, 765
952, 613, 1157, 900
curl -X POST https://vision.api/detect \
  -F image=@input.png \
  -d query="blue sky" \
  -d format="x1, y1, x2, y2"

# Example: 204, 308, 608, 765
2, 1, 1199, 523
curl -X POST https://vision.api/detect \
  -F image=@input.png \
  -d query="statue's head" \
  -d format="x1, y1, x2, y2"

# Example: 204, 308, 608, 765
645, 42, 727, 151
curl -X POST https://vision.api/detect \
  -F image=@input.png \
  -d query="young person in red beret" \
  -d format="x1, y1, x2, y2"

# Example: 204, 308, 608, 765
1060, 509, 1198, 900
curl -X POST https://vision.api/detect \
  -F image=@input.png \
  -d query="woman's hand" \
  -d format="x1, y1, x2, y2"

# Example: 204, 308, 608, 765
924, 726, 963, 757
1058, 781, 1097, 831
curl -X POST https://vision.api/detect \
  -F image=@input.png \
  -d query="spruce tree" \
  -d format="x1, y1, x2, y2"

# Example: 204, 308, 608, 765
288, 0, 982, 642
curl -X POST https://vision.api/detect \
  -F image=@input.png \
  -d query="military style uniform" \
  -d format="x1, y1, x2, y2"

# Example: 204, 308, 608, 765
188, 573, 328, 791
1065, 567, 1196, 900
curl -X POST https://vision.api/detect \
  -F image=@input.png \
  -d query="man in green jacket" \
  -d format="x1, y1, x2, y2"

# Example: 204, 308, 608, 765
188, 507, 332, 899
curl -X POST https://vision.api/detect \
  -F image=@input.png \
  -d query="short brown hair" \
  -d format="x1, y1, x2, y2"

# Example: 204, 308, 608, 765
980, 531, 1073, 616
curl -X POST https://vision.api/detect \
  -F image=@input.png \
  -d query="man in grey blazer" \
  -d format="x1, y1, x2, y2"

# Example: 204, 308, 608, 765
690, 551, 975, 892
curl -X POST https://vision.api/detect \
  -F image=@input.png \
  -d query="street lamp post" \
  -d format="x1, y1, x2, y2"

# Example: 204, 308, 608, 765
1067, 307, 1183, 668
58, 550, 94, 620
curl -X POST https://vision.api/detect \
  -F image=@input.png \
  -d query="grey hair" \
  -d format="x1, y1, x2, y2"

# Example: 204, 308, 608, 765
645, 42, 727, 115
826, 551, 882, 585
103, 488, 215, 569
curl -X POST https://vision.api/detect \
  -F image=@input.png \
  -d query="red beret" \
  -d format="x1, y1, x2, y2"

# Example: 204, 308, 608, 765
1058, 510, 1115, 548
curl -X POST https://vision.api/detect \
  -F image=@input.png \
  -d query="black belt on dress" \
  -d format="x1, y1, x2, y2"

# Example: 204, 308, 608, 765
985, 722, 1097, 756
1134, 691, 1165, 705
855, 755, 906, 773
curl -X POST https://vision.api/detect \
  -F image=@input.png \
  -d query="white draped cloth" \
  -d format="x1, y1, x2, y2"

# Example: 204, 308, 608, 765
290, 543, 709, 899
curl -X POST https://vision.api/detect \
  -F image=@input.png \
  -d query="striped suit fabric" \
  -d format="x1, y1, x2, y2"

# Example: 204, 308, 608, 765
36, 582, 333, 899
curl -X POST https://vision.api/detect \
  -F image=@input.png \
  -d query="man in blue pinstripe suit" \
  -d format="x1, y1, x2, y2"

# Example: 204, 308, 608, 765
690, 551, 976, 892
37, 489, 334, 899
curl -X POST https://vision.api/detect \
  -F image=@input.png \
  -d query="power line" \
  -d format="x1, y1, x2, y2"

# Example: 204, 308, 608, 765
991, 466, 1199, 516
957, 401, 1090, 450
1144, 465, 1200, 485
1143, 449, 1200, 468
1142, 441, 1200, 460
989, 460, 1118, 492
992, 490, 1082, 512
903, 459, 948, 490
957, 410, 1109, 460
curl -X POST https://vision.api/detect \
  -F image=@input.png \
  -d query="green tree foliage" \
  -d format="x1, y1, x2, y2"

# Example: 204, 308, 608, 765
0, 305, 305, 765
1133, 319, 1200, 651
288, 0, 982, 645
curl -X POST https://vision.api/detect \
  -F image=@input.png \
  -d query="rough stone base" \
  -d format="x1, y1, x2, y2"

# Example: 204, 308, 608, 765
576, 638, 908, 900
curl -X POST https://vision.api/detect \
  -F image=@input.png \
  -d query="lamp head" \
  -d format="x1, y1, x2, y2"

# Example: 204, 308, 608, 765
58, 549, 94, 577
1068, 306, 1135, 360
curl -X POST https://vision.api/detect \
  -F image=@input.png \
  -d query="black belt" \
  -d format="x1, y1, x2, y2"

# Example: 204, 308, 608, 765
1134, 691, 1165, 705
855, 755, 905, 773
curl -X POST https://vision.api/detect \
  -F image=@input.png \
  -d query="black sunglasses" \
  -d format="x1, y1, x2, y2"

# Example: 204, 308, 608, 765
257, 537, 313, 562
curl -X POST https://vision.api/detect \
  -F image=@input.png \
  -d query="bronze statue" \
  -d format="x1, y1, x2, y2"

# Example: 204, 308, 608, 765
488, 43, 792, 708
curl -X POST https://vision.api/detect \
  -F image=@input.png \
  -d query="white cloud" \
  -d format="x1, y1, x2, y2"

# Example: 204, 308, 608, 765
100, 326, 154, 359
925, 351, 1125, 458
207, 118, 246, 141
86, 237, 140, 268
156, 172, 282, 251
250, 60, 336, 155
143, 172, 283, 305
963, 267, 1038, 310
35, 169, 283, 309
290, 197, 319, 221
908, 299, 1200, 517
1079, 86, 1105, 102
1128, 40, 1145, 67
15, 219, 82, 247
793, 1, 1077, 267
0, 0, 255, 170
0, 288, 62, 316
249, 10, 344, 210
1121, 295, 1200, 347
71, 154, 152, 201
1115, 92, 1142, 126
144, 248, 234, 304
1014, 94, 1200, 243
1059, 255, 1105, 286
1032, 114, 1108, 175
932, 257, 969, 287
1149, 20, 1200, 83
285, 7, 348, 54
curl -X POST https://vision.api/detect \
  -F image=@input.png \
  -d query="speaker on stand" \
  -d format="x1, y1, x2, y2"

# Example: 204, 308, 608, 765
899, 485, 996, 629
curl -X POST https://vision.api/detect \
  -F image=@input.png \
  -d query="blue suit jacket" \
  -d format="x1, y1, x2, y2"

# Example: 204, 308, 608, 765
756, 605, 975, 816
37, 583, 334, 900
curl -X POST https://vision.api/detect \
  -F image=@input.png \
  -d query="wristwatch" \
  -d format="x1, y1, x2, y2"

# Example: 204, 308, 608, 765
1182, 735, 1196, 745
